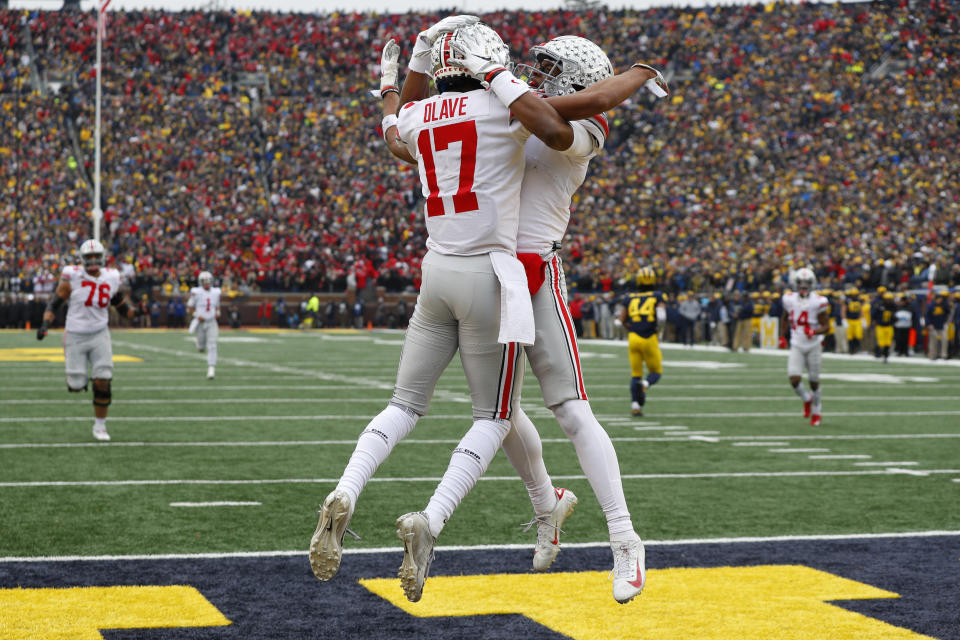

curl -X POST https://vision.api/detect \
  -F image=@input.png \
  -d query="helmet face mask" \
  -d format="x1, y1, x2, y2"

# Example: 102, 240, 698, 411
793, 267, 816, 297
199, 271, 214, 289
514, 36, 612, 96
79, 239, 105, 272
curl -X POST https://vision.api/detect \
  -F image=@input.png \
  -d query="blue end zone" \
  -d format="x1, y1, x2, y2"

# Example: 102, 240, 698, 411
2, 535, 957, 639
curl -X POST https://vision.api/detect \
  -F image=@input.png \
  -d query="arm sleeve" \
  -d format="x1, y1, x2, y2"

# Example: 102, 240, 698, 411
557, 121, 596, 158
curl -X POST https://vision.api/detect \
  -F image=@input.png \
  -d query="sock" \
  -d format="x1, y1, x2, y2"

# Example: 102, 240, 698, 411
630, 377, 643, 405
424, 418, 511, 539
792, 383, 811, 403
336, 403, 418, 508
553, 400, 635, 539
811, 388, 822, 415
645, 373, 661, 387
94, 418, 106, 429
501, 407, 556, 517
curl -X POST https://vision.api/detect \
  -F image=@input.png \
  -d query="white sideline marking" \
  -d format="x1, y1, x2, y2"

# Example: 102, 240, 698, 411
854, 461, 919, 466
4, 469, 959, 488
808, 455, 872, 460
170, 501, 261, 507
769, 448, 831, 453
733, 442, 789, 447
2, 530, 959, 563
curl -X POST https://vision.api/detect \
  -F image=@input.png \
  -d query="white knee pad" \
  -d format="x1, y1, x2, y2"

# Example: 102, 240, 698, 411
67, 375, 88, 391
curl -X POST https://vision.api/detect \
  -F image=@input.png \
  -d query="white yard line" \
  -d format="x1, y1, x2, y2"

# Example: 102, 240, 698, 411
2, 529, 959, 563
111, 340, 472, 405
768, 448, 831, 453
853, 461, 919, 466
2, 433, 958, 449
3, 468, 959, 488
732, 442, 790, 447
169, 501, 261, 507
808, 455, 872, 460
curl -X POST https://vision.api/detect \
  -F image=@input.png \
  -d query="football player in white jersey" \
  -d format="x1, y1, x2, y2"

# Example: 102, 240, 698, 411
393, 32, 664, 603
780, 268, 829, 426
310, 21, 664, 604
38, 239, 138, 441
311, 20, 581, 604
187, 271, 221, 379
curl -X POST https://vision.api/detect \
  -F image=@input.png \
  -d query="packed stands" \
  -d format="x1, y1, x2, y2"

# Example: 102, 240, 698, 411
1, 2, 958, 304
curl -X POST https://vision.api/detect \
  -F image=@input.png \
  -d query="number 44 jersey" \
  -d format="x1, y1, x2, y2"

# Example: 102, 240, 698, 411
62, 265, 122, 334
782, 291, 829, 350
397, 88, 531, 257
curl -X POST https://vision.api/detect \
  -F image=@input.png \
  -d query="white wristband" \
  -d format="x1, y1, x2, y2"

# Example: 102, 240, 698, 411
488, 71, 530, 108
644, 77, 668, 98
381, 114, 398, 139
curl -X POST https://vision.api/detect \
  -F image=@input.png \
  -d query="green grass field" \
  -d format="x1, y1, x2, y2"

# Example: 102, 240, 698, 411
2, 327, 958, 559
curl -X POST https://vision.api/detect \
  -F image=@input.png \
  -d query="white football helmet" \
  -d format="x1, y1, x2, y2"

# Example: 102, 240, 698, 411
793, 267, 816, 296
79, 239, 105, 268
514, 36, 613, 96
431, 23, 509, 89
198, 271, 214, 288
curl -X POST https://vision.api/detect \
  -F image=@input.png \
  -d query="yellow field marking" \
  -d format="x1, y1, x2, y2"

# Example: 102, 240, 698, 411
0, 585, 230, 639
361, 565, 934, 640
0, 349, 142, 363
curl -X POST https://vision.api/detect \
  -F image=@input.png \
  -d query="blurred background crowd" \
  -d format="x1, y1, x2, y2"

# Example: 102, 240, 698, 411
0, 2, 958, 345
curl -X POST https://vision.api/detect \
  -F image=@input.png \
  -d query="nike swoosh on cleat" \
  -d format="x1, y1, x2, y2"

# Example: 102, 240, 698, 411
627, 560, 644, 588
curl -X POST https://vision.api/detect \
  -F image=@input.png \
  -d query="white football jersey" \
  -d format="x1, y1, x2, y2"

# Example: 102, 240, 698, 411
398, 89, 530, 256
516, 115, 607, 254
188, 286, 221, 321
782, 291, 828, 349
63, 265, 121, 334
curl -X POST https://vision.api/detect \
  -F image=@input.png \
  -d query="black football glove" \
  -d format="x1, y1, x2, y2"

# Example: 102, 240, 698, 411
37, 322, 49, 340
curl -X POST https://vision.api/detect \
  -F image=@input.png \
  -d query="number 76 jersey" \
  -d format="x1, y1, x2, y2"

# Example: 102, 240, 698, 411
782, 291, 828, 349
62, 265, 121, 334
397, 88, 530, 257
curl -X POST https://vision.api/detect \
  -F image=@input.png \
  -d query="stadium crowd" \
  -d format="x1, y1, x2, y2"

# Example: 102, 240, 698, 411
1, 2, 958, 308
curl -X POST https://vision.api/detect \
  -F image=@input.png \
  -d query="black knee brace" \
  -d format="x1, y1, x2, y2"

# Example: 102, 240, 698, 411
92, 380, 112, 407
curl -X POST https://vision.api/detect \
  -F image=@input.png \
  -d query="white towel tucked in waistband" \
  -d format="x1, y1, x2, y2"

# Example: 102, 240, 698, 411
489, 251, 535, 346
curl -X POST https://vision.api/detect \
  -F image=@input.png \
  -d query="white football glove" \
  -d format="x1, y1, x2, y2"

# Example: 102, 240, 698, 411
448, 32, 505, 82
379, 38, 400, 94
421, 15, 479, 46
631, 63, 669, 98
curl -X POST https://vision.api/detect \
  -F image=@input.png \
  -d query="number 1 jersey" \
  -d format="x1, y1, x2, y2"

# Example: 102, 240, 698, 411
62, 265, 121, 334
397, 89, 530, 257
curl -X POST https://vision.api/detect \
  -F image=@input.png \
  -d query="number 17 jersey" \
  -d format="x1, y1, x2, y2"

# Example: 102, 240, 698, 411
397, 89, 530, 257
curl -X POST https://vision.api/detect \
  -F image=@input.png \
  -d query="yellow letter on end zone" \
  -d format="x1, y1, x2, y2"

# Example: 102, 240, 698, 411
0, 585, 230, 640
361, 565, 935, 640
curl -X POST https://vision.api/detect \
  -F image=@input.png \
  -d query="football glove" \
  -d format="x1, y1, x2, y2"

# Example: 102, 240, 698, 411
409, 15, 479, 74
421, 15, 479, 46
37, 321, 49, 341
379, 38, 401, 95
803, 325, 815, 339
448, 32, 505, 82
778, 335, 787, 349
631, 63, 669, 98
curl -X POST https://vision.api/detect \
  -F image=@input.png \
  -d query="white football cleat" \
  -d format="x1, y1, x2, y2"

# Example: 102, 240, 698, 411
309, 490, 354, 581
531, 488, 578, 571
611, 538, 646, 604
396, 511, 435, 603
92, 424, 111, 442
206, 366, 215, 379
